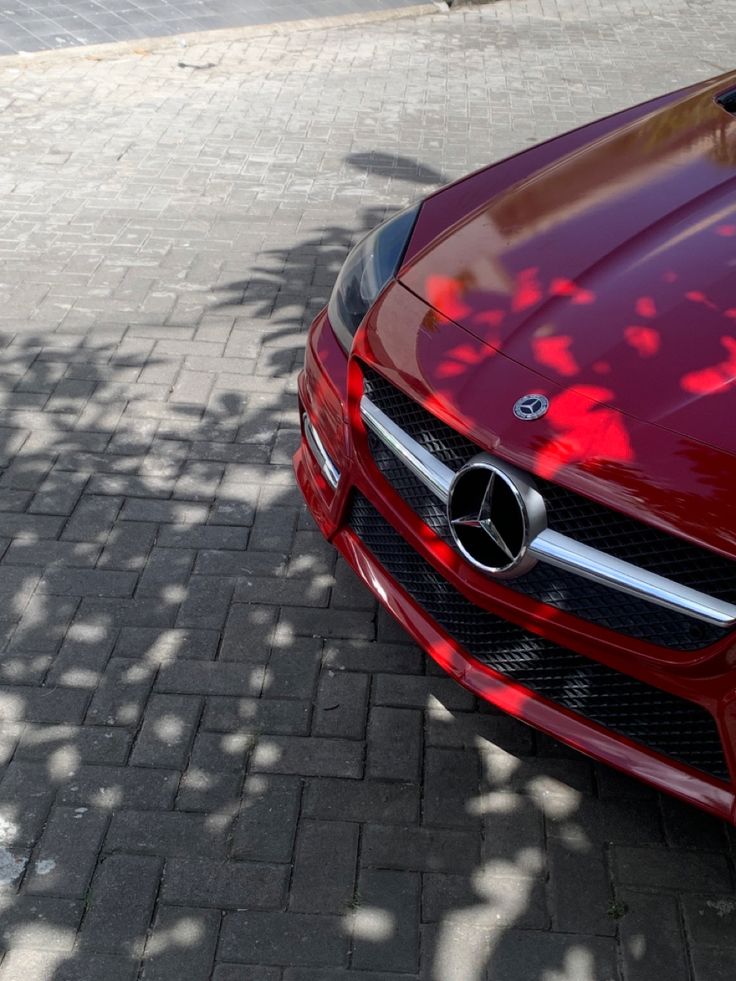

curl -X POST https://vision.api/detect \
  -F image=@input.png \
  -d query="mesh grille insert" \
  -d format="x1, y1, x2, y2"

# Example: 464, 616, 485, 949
349, 492, 729, 782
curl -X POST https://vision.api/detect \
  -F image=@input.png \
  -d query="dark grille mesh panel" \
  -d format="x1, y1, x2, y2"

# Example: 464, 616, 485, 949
361, 365, 736, 603
366, 429, 727, 651
349, 493, 729, 782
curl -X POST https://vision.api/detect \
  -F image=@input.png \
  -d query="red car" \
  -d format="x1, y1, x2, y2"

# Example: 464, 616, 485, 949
294, 72, 736, 823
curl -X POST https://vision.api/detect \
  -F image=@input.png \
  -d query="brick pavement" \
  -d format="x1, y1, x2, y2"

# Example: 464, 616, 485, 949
0, 0, 428, 57
0, 1, 735, 978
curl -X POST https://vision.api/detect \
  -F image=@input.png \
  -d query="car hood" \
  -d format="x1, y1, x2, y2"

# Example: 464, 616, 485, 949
399, 80, 736, 455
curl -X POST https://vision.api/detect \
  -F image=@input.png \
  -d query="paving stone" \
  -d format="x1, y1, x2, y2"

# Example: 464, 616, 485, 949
0, 762, 56, 846
24, 805, 108, 897
351, 869, 420, 974
37, 568, 138, 597
425, 706, 534, 755
156, 661, 264, 698
135, 547, 195, 596
141, 906, 219, 981
231, 774, 302, 863
45, 624, 117, 689
10, 597, 80, 653
284, 973, 418, 981
106, 809, 230, 858
86, 657, 155, 726
617, 890, 688, 981
115, 627, 220, 663
57, 764, 179, 810
545, 796, 664, 847
79, 853, 161, 956
219, 910, 348, 968
365, 706, 421, 783
290, 819, 359, 914
77, 597, 177, 629
423, 746, 483, 831
547, 837, 616, 937
303, 778, 420, 824
312, 670, 370, 739
373, 675, 474, 712
660, 795, 729, 851
250, 735, 363, 779
691, 945, 736, 981
176, 577, 235, 630
362, 825, 480, 874
282, 607, 373, 640
214, 968, 281, 981
613, 846, 733, 893
98, 522, 157, 571
176, 766, 243, 813
322, 640, 424, 676
0, 950, 139, 981
201, 696, 311, 735
482, 928, 619, 981
130, 693, 202, 768
0, 896, 83, 951
232, 575, 330, 607
422, 871, 549, 929
62, 495, 121, 543
481, 792, 546, 874
681, 892, 736, 948
262, 643, 321, 699
161, 857, 288, 910
0, 685, 89, 724
220, 604, 279, 662
3, 540, 100, 570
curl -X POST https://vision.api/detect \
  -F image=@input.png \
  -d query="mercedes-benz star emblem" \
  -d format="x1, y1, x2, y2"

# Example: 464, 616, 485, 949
513, 394, 549, 421
447, 456, 546, 577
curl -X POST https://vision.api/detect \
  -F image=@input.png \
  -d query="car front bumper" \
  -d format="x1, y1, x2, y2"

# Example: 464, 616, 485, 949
294, 306, 736, 824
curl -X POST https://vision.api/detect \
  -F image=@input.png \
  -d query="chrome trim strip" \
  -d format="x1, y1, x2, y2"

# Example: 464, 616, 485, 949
303, 412, 340, 490
530, 530, 736, 628
360, 396, 736, 628
361, 397, 453, 503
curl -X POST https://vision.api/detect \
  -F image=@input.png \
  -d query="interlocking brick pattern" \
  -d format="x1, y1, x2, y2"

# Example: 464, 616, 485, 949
0, 0, 426, 56
0, 1, 735, 978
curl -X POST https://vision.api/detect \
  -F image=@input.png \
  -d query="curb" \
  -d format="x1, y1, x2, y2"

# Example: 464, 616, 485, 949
0, 3, 444, 70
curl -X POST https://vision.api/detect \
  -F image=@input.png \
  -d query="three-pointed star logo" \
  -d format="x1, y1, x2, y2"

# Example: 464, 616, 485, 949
450, 471, 515, 561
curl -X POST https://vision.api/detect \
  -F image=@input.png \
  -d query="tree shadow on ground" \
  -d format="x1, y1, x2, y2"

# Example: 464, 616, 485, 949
0, 167, 733, 981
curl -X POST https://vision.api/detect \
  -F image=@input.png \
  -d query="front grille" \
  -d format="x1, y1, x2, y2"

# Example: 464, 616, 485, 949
349, 493, 729, 782
362, 365, 735, 651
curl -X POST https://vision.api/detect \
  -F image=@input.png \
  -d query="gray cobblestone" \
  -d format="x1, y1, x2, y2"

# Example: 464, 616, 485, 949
352, 869, 420, 973
79, 853, 161, 956
0, 951, 138, 981
250, 735, 363, 779
231, 774, 302, 863
24, 806, 108, 897
130, 693, 202, 768
219, 910, 348, 968
367, 706, 422, 783
290, 819, 359, 914
141, 906, 220, 981
161, 857, 288, 910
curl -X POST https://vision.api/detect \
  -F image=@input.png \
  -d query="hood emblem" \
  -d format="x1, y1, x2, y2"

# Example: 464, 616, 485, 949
447, 456, 545, 578
513, 394, 549, 421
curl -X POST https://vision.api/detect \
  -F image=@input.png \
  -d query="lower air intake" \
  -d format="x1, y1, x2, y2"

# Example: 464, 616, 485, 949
348, 492, 729, 782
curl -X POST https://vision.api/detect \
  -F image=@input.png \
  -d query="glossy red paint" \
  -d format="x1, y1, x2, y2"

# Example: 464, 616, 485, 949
295, 73, 736, 822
